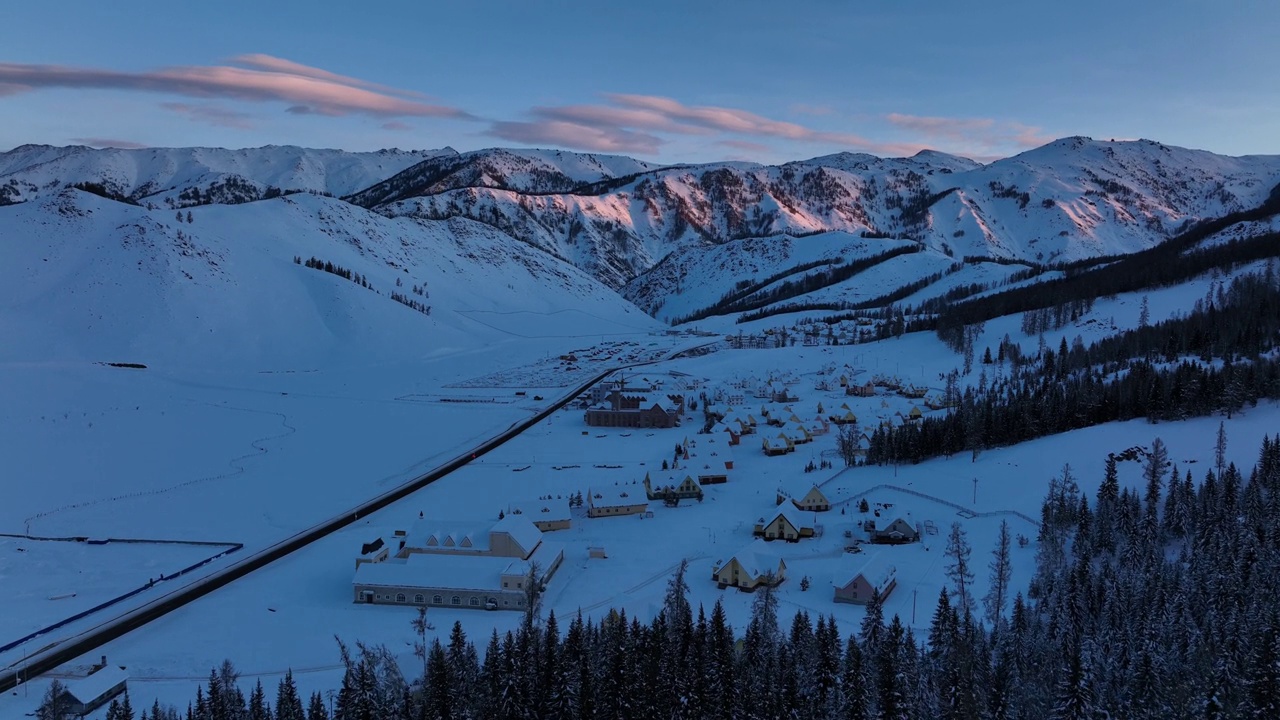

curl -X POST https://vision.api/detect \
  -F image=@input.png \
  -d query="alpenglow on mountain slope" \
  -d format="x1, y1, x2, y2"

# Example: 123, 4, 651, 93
3, 137, 1280, 330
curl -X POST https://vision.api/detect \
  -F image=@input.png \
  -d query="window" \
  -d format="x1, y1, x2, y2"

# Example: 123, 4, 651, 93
469, 597, 480, 607
451, 596, 461, 606
433, 595, 443, 605
414, 594, 424, 604
395, 593, 406, 603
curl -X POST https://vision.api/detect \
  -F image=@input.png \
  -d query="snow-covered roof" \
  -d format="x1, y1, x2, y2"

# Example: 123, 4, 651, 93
834, 550, 897, 590
719, 540, 784, 578
65, 666, 128, 704
407, 519, 492, 552
590, 489, 646, 508
768, 504, 814, 531
354, 552, 513, 592
508, 499, 571, 523
491, 514, 543, 555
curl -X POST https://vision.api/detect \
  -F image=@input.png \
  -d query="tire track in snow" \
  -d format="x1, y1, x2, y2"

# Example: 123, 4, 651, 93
22, 405, 296, 532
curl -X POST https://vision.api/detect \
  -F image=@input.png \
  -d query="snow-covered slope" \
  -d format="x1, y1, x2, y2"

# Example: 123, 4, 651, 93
344, 147, 657, 207
363, 138, 1280, 294
0, 144, 452, 208
0, 188, 656, 371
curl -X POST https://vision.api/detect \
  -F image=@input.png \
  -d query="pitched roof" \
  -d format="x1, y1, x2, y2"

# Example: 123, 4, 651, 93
719, 540, 784, 578
64, 666, 128, 704
491, 514, 544, 555
768, 504, 815, 531
834, 550, 897, 590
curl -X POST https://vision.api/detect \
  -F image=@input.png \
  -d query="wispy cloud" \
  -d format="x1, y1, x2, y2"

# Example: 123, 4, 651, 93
885, 113, 1053, 157
0, 56, 472, 120
487, 94, 928, 157
488, 120, 663, 155
70, 137, 148, 149
161, 102, 254, 129
381, 121, 412, 132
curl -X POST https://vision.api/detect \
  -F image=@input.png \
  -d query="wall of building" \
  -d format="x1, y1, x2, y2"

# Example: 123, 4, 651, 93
353, 584, 527, 610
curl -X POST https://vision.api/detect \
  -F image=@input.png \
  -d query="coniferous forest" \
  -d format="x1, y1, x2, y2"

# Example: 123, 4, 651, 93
67, 432, 1280, 720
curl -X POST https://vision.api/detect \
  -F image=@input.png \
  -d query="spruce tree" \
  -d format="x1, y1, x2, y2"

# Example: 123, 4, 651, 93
275, 671, 305, 720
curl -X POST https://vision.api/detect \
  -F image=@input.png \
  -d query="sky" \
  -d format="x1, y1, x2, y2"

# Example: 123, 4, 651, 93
1, 1, 1276, 164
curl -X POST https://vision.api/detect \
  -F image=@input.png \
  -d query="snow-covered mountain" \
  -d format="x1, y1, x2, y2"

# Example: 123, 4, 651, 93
4, 137, 1280, 327
352, 138, 1280, 294
0, 187, 656, 370
0, 144, 452, 208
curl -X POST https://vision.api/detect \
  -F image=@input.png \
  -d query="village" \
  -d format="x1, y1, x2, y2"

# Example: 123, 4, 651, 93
350, 353, 1030, 628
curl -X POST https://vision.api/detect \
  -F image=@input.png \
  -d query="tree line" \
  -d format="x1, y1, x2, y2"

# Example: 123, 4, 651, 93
46, 433, 1280, 720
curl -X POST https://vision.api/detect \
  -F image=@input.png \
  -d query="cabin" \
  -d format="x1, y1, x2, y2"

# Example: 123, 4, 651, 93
829, 404, 858, 426
754, 505, 816, 541
902, 385, 928, 399
847, 380, 876, 397
644, 473, 703, 504
587, 490, 649, 518
786, 421, 813, 444
833, 552, 897, 604
56, 661, 128, 718
714, 421, 741, 446
713, 542, 787, 591
761, 434, 792, 457
793, 485, 831, 512
904, 406, 923, 422
865, 517, 919, 544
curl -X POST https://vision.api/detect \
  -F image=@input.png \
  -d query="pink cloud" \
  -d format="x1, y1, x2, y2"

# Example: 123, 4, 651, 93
161, 102, 254, 129
487, 120, 663, 155
228, 54, 432, 101
70, 137, 148, 149
0, 58, 472, 120
489, 94, 927, 157
381, 121, 412, 131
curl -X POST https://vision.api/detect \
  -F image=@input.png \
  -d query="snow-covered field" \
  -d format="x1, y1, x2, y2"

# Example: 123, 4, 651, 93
6, 310, 1275, 715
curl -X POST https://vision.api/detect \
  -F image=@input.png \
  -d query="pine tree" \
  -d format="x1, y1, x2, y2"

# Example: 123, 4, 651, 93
877, 616, 910, 720
1143, 438, 1170, 522
944, 522, 976, 617
248, 680, 270, 720
1216, 421, 1228, 480
306, 693, 328, 720
275, 672, 305, 720
984, 519, 1013, 629
840, 636, 870, 720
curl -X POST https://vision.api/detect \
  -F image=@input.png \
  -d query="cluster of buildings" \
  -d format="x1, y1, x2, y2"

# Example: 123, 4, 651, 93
353, 514, 565, 611
711, 482, 921, 605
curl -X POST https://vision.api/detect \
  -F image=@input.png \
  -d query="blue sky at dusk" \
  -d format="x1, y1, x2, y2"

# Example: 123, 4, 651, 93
2, 1, 1275, 163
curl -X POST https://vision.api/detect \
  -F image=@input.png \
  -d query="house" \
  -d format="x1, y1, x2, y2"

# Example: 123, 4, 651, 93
761, 434, 791, 457
833, 552, 897, 604
713, 421, 741, 446
865, 517, 919, 544
906, 406, 923, 422
902, 385, 928, 399
644, 473, 703, 504
786, 421, 813, 444
754, 505, 816, 541
712, 541, 787, 591
695, 443, 733, 484
587, 489, 649, 518
56, 661, 128, 718
793, 485, 831, 512
507, 498, 572, 531
829, 404, 858, 426
807, 415, 831, 437
847, 380, 876, 397
353, 514, 565, 611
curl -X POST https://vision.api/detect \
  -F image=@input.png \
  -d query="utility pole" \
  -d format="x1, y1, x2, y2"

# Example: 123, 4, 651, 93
972, 477, 978, 504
